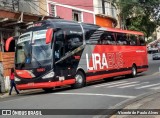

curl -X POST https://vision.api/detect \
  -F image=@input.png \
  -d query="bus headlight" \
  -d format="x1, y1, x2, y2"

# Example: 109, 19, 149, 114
15, 77, 21, 82
42, 71, 55, 79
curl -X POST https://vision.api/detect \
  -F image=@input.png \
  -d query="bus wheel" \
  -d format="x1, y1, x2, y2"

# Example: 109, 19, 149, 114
72, 71, 85, 89
42, 88, 53, 92
131, 65, 137, 77
126, 65, 137, 78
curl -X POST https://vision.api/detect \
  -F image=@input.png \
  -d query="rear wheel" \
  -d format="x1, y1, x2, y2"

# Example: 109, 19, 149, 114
131, 65, 137, 77
72, 71, 85, 89
126, 65, 137, 78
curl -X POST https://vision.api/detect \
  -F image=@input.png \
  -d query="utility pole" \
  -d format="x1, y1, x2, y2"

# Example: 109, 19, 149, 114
102, 0, 105, 14
17, 0, 19, 11
12, 0, 15, 10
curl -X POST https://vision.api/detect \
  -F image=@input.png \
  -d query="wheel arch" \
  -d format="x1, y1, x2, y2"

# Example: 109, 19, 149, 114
76, 67, 86, 79
132, 63, 137, 68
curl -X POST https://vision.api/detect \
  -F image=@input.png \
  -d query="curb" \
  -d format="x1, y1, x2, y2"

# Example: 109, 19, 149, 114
95, 90, 160, 118
0, 89, 42, 98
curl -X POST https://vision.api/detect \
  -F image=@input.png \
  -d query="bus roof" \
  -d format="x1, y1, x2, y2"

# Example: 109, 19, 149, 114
105, 27, 144, 35
46, 19, 144, 35
28, 19, 144, 36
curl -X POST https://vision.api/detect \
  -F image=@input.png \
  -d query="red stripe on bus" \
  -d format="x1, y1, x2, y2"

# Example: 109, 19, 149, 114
137, 68, 148, 73
86, 70, 131, 82
16, 79, 75, 90
106, 28, 144, 35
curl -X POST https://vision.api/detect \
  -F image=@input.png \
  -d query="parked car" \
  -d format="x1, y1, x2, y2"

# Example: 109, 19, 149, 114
152, 53, 160, 60
148, 47, 159, 54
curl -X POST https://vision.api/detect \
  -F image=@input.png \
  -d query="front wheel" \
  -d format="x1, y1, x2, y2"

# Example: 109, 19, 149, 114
72, 71, 85, 89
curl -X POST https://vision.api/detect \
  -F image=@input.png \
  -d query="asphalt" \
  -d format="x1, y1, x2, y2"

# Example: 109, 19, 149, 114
1, 84, 160, 118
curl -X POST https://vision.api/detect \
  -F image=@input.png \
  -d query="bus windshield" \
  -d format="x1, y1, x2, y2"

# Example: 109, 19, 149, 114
15, 30, 52, 69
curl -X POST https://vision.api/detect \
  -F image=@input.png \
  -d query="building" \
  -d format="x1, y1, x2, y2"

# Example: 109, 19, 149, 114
0, 0, 51, 91
46, 0, 118, 27
94, 0, 117, 28
47, 0, 95, 24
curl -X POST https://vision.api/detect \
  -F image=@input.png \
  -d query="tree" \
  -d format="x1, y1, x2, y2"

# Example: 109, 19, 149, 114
113, 0, 160, 38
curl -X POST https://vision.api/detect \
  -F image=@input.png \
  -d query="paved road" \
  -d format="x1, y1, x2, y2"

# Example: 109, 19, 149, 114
0, 54, 160, 118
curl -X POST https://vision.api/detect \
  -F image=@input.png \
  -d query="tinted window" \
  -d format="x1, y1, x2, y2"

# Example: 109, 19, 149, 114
130, 34, 138, 45
65, 30, 83, 51
139, 35, 146, 46
100, 31, 115, 45
116, 33, 127, 45
85, 30, 104, 44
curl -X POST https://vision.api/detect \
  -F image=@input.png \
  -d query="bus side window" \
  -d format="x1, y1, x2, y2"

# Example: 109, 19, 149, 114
139, 35, 146, 46
126, 34, 130, 45
117, 33, 127, 45
100, 31, 115, 45
66, 32, 83, 51
88, 30, 103, 44
136, 35, 140, 46
130, 34, 137, 45
85, 30, 96, 44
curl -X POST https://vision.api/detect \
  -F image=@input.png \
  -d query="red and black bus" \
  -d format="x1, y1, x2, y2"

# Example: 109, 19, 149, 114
6, 19, 148, 91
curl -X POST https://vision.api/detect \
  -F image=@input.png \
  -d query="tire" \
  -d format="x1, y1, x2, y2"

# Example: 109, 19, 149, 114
72, 71, 85, 89
42, 88, 53, 92
126, 65, 137, 78
131, 65, 137, 77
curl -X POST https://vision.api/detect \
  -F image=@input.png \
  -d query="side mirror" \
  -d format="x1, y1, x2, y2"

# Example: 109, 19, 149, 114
46, 28, 53, 44
5, 37, 14, 51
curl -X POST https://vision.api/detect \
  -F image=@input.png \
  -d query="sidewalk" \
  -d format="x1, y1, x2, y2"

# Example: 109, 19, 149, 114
109, 90, 160, 118
0, 89, 42, 98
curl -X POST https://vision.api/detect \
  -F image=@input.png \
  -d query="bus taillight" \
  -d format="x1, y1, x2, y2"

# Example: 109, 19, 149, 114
46, 28, 53, 44
5, 37, 14, 51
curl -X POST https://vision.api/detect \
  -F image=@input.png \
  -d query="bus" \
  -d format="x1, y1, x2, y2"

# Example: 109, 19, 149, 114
5, 19, 148, 91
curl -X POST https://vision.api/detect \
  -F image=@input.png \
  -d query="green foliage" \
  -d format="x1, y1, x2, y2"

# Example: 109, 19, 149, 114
146, 37, 154, 44
113, 0, 160, 38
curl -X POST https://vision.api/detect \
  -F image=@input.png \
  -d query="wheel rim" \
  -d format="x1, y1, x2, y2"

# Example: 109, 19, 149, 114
75, 74, 83, 84
132, 67, 136, 76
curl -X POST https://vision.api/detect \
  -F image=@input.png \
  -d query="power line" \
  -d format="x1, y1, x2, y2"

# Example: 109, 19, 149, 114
26, 1, 40, 15
1, 0, 158, 14
29, 0, 158, 9
31, 1, 51, 15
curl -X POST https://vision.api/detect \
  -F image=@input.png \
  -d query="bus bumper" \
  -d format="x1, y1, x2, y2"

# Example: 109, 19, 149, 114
16, 79, 75, 90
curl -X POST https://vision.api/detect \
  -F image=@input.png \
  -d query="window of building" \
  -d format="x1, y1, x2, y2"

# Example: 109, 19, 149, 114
104, 2, 110, 15
72, 10, 81, 22
50, 4, 55, 17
